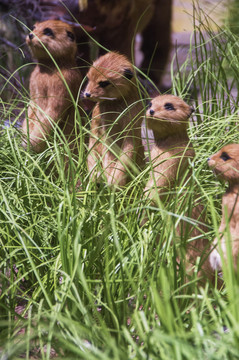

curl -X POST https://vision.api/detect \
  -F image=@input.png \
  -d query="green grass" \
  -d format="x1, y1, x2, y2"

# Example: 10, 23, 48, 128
1, 6, 239, 360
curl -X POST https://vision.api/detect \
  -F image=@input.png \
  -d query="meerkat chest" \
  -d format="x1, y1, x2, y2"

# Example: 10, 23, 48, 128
150, 142, 184, 163
102, 118, 124, 148
93, 104, 127, 146
148, 140, 194, 183
29, 66, 71, 107
222, 192, 239, 230
30, 68, 52, 99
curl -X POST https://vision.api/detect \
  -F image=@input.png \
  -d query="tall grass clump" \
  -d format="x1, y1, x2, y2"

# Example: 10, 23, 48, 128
1, 4, 239, 359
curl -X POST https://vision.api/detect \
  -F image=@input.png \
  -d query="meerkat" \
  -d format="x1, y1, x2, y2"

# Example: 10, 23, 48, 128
144, 94, 195, 201
144, 94, 213, 280
208, 144, 239, 271
22, 20, 82, 154
83, 51, 145, 187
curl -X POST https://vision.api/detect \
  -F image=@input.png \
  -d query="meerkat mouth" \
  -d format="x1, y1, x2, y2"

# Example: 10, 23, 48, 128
148, 116, 188, 124
147, 116, 174, 122
99, 97, 117, 101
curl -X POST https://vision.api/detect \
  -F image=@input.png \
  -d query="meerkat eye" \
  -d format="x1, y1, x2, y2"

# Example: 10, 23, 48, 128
164, 102, 175, 111
147, 102, 152, 108
31, 25, 36, 31
123, 68, 133, 80
66, 30, 75, 41
220, 152, 231, 161
99, 80, 110, 88
43, 27, 54, 37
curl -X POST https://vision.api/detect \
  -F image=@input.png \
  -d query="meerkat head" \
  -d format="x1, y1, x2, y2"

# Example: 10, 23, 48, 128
146, 94, 194, 138
83, 52, 135, 102
208, 144, 239, 183
26, 20, 77, 62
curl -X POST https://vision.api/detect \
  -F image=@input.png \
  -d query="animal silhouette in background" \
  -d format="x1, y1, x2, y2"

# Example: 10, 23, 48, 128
144, 94, 213, 280
21, 20, 83, 154
84, 51, 145, 187
208, 144, 239, 272
14, 0, 172, 87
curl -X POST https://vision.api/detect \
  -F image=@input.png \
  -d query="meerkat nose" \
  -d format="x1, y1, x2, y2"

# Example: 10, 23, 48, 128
207, 158, 210, 162
29, 33, 34, 40
149, 109, 155, 116
85, 92, 91, 98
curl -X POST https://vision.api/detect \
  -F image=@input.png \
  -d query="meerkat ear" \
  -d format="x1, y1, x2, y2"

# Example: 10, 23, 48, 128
66, 30, 75, 41
123, 68, 134, 80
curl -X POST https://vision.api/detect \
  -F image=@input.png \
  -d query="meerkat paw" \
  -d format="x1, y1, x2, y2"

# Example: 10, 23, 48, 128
210, 248, 222, 271
107, 172, 127, 187
21, 136, 46, 153
21, 140, 27, 149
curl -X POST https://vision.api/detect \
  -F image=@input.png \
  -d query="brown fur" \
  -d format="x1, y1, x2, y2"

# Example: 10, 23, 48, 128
21, 20, 82, 153
144, 94, 213, 281
84, 51, 145, 187
35, 0, 172, 86
208, 144, 239, 271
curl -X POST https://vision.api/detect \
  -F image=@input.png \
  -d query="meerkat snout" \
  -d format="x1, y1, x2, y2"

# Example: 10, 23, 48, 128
85, 92, 91, 98
149, 109, 155, 116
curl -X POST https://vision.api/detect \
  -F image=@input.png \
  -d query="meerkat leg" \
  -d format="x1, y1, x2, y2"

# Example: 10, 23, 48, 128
87, 139, 103, 181
106, 139, 137, 186
210, 233, 239, 271
232, 237, 239, 266
210, 238, 223, 271
22, 111, 53, 153
87, 115, 105, 181
22, 94, 70, 153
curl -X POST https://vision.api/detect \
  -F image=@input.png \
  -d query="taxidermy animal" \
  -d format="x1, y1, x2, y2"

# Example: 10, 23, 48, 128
208, 143, 239, 271
84, 51, 145, 186
22, 20, 83, 154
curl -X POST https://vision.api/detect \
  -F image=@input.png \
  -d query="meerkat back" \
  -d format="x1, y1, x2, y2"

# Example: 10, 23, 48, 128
83, 51, 145, 187
22, 20, 83, 154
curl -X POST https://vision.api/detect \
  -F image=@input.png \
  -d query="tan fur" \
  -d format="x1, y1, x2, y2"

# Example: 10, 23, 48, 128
144, 95, 195, 200
144, 94, 213, 280
21, 20, 82, 153
208, 144, 239, 271
84, 52, 145, 186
